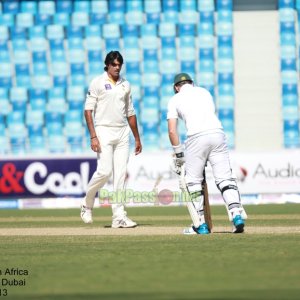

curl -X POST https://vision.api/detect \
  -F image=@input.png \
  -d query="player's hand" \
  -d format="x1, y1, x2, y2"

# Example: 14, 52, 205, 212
174, 157, 185, 175
172, 156, 185, 175
174, 153, 185, 167
135, 139, 142, 155
91, 137, 101, 153
172, 144, 185, 167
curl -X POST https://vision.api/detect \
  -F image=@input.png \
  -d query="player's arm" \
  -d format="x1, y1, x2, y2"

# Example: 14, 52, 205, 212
168, 118, 179, 146
84, 110, 96, 139
84, 110, 101, 153
167, 97, 184, 164
168, 118, 185, 166
85, 81, 100, 153
126, 86, 142, 155
127, 115, 142, 155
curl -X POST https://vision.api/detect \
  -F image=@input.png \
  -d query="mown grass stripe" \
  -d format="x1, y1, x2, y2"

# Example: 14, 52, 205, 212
0, 214, 299, 222
0, 226, 299, 236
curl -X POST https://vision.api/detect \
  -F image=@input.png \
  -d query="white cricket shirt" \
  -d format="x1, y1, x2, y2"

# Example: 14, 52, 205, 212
167, 84, 223, 136
85, 72, 135, 127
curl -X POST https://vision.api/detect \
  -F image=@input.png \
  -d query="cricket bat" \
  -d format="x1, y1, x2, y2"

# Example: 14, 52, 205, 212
153, 174, 163, 206
202, 168, 213, 232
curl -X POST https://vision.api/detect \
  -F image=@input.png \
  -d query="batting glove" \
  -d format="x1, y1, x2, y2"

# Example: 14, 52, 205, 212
173, 144, 185, 167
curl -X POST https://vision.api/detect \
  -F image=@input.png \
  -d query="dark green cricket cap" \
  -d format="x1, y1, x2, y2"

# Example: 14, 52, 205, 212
173, 73, 193, 85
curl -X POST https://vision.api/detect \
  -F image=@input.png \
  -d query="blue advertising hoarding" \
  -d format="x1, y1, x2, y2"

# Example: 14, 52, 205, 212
0, 158, 96, 199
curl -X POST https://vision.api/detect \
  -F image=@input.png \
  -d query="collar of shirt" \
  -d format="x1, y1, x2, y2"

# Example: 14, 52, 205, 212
180, 83, 193, 92
104, 72, 124, 86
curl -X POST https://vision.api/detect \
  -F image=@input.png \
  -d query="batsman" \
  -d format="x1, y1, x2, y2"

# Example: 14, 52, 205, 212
167, 73, 247, 235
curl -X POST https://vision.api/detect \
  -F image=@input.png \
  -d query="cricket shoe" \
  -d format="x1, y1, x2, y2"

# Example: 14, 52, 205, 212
112, 216, 137, 228
183, 223, 210, 235
80, 206, 93, 224
232, 215, 244, 233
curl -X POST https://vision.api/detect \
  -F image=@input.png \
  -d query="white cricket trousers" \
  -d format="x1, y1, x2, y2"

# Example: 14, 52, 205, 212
82, 125, 130, 220
184, 131, 233, 192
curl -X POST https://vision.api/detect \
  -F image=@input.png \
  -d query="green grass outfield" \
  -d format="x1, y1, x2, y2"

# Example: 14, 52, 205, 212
0, 204, 300, 300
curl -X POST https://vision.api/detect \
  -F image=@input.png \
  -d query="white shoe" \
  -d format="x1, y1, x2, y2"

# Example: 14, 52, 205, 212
112, 216, 137, 228
183, 227, 197, 235
80, 206, 93, 224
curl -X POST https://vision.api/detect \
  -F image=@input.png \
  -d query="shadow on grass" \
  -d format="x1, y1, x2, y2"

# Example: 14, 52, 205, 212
212, 230, 232, 234
103, 223, 152, 228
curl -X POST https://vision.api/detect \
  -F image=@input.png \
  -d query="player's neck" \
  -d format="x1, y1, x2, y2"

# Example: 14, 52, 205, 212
107, 73, 119, 84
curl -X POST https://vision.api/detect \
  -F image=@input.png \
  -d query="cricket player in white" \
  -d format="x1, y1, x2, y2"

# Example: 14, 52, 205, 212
81, 51, 142, 228
167, 73, 247, 234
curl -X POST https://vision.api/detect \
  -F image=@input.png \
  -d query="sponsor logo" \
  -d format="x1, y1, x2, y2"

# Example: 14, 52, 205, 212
24, 162, 90, 195
253, 163, 300, 178
134, 166, 177, 181
105, 83, 112, 90
236, 166, 248, 182
0, 160, 95, 198
0, 163, 24, 194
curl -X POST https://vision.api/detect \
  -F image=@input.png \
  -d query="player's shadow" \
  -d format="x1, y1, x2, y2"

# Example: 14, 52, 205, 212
211, 230, 233, 234
104, 223, 152, 228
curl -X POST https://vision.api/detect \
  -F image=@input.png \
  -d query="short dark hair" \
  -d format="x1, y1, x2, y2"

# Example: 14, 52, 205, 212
104, 51, 123, 71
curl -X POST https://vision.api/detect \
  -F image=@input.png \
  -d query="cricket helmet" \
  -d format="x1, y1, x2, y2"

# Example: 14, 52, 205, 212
173, 73, 193, 86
